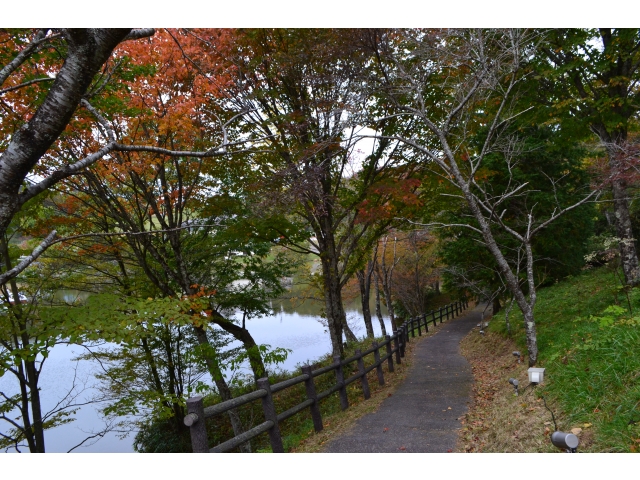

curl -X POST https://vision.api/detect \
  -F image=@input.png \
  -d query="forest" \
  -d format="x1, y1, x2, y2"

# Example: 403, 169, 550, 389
1, 28, 639, 453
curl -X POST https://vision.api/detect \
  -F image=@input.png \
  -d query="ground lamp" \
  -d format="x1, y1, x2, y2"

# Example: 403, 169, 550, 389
550, 431, 579, 453
527, 367, 545, 385
508, 378, 519, 396
512, 351, 521, 364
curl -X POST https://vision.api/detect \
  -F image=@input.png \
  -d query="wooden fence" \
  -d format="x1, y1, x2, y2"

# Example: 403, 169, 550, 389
184, 298, 469, 453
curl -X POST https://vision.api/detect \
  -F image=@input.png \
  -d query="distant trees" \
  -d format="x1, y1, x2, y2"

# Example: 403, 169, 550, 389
390, 230, 440, 319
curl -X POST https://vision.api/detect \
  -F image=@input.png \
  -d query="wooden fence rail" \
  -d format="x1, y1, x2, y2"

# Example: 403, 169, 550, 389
184, 298, 469, 452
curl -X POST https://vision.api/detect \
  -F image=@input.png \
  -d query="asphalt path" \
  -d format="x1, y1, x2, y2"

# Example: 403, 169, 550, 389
322, 305, 482, 452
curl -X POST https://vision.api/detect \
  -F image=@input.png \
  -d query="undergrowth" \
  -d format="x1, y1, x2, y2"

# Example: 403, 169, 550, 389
486, 266, 640, 452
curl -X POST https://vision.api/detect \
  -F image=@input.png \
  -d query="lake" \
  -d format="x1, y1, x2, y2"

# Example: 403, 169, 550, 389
0, 297, 391, 453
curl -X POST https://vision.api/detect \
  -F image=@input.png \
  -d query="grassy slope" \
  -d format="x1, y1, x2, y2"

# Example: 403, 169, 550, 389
484, 266, 640, 452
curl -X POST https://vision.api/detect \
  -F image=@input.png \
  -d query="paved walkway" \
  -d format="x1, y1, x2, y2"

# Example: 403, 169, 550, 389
322, 306, 482, 452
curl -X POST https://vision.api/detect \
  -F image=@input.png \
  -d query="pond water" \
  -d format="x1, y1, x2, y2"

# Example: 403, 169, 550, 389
0, 297, 391, 453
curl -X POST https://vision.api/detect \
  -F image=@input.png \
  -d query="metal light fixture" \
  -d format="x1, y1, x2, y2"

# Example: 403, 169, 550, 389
508, 378, 519, 396
528, 367, 545, 385
512, 351, 521, 363
550, 431, 579, 453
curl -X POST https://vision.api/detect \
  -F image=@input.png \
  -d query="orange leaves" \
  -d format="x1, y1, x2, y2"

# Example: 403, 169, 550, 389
356, 178, 422, 223
105, 29, 236, 152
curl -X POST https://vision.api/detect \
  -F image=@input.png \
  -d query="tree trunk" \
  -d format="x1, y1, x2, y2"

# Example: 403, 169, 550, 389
374, 273, 387, 337
492, 297, 501, 316
209, 312, 267, 381
609, 149, 640, 285
1, 236, 46, 452
316, 224, 348, 357
356, 267, 374, 339
193, 325, 251, 452
459, 180, 539, 366
377, 257, 397, 333
0, 29, 133, 239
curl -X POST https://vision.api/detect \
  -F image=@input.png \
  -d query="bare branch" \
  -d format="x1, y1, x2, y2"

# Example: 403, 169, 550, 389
0, 30, 59, 86
0, 77, 54, 96
0, 230, 58, 285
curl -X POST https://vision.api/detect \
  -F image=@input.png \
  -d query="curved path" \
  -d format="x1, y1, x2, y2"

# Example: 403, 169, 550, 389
322, 306, 482, 452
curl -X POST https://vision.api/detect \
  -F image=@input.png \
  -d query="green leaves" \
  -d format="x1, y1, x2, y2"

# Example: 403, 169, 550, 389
588, 304, 640, 329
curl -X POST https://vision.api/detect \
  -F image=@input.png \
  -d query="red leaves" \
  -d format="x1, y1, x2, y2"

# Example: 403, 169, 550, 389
356, 178, 422, 223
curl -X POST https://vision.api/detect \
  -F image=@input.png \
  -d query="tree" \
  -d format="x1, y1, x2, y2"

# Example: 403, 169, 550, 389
375, 234, 401, 332
33, 29, 297, 450
391, 229, 441, 318
355, 243, 378, 339
439, 124, 595, 313
0, 28, 248, 287
538, 28, 640, 285
371, 29, 600, 366
0, 205, 119, 452
211, 28, 422, 356
0, 29, 161, 285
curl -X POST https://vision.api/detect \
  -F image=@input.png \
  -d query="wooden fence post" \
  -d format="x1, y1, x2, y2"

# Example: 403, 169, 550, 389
411, 318, 416, 338
185, 396, 209, 453
355, 349, 371, 400
417, 315, 422, 336
439, 307, 443, 323
385, 335, 395, 371
399, 327, 406, 357
301, 365, 323, 432
333, 355, 349, 410
393, 332, 401, 364
372, 341, 385, 385
423, 313, 428, 332
446, 304, 450, 320
256, 377, 284, 453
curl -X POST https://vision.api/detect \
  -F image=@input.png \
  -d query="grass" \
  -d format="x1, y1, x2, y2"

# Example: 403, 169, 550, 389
459, 265, 640, 452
